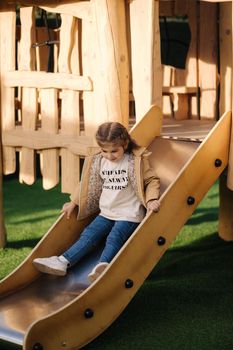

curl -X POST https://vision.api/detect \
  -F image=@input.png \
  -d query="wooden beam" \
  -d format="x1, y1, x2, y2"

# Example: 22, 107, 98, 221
2, 128, 93, 156
219, 172, 233, 240
130, 0, 162, 121
18, 6, 37, 185
219, 2, 232, 115
226, 2, 233, 189
130, 105, 162, 147
0, 16, 7, 247
0, 6, 16, 175
92, 0, 129, 126
5, 0, 81, 6
59, 14, 81, 194
198, 1, 218, 119
3, 71, 93, 91
40, 3, 91, 21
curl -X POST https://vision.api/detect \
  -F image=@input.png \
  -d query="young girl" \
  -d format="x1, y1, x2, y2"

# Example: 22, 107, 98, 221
33, 122, 160, 282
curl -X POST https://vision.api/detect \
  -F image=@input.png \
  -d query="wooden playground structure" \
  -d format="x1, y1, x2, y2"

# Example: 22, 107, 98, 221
0, 0, 233, 349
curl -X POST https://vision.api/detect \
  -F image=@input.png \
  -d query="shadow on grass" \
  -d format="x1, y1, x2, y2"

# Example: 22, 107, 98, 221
186, 207, 219, 226
84, 231, 233, 350
0, 341, 21, 350
5, 238, 41, 249
6, 212, 60, 225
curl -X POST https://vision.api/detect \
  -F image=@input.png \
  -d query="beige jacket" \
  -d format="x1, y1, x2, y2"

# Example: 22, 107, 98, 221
70, 147, 160, 220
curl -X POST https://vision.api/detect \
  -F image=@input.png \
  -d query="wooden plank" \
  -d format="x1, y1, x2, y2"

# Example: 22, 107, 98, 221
174, 0, 188, 15
198, 2, 218, 119
219, 2, 232, 115
159, 1, 175, 17
161, 118, 216, 141
172, 93, 189, 120
219, 172, 233, 240
40, 89, 59, 189
59, 14, 80, 194
130, 0, 162, 121
0, 18, 7, 246
92, 0, 129, 126
130, 105, 162, 147
82, 15, 95, 136
35, 27, 58, 72
18, 7, 37, 185
200, 0, 232, 2
162, 65, 173, 117
219, 1, 233, 189
3, 71, 93, 91
187, 0, 199, 119
163, 86, 197, 94
226, 2, 233, 189
0, 6, 16, 174
174, 0, 198, 119
40, 3, 92, 20
2, 128, 93, 156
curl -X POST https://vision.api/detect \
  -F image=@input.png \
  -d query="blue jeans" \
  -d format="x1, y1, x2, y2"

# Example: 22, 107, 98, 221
63, 215, 139, 265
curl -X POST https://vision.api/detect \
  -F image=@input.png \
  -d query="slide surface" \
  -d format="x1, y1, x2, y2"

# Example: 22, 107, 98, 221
0, 108, 231, 350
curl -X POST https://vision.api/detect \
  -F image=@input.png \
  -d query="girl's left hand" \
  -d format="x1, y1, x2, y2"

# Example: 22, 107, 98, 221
147, 199, 160, 213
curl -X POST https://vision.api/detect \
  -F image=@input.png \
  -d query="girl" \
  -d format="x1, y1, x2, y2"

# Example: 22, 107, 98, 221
33, 122, 160, 282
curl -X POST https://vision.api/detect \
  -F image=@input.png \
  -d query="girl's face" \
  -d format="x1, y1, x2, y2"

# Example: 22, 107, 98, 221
100, 143, 125, 162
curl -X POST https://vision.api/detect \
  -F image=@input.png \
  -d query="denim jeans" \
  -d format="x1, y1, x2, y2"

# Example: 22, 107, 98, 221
63, 215, 139, 265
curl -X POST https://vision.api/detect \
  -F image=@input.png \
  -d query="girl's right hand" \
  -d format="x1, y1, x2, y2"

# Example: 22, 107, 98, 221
61, 201, 77, 219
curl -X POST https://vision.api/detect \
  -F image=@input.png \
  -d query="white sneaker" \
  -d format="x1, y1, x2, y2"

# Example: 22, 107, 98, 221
33, 256, 68, 276
88, 262, 109, 283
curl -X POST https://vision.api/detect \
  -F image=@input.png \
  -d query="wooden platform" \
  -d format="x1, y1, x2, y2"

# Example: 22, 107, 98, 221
161, 118, 216, 142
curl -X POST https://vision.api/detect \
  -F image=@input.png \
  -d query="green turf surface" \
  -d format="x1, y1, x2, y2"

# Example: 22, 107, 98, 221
1, 179, 233, 350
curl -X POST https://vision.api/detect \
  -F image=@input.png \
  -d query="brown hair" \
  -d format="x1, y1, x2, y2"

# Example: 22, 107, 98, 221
95, 122, 139, 152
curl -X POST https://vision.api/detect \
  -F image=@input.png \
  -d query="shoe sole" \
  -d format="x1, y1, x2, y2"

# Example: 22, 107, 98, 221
88, 264, 108, 283
33, 261, 66, 276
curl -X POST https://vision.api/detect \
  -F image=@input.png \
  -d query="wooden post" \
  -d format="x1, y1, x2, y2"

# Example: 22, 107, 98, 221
0, 4, 15, 247
130, 0, 162, 121
92, 0, 129, 127
227, 2, 233, 191
0, 5, 16, 175
218, 2, 233, 241
198, 1, 218, 120
18, 7, 37, 185
174, 0, 199, 120
219, 172, 233, 241
0, 20, 6, 247
59, 15, 80, 194
0, 136, 6, 248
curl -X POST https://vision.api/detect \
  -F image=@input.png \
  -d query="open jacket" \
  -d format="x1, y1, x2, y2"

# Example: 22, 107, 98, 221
70, 147, 160, 220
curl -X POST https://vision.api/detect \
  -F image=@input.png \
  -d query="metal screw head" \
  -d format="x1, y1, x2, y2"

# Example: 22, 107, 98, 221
84, 308, 94, 318
215, 159, 222, 168
33, 343, 43, 350
125, 279, 134, 288
157, 236, 166, 246
187, 196, 195, 205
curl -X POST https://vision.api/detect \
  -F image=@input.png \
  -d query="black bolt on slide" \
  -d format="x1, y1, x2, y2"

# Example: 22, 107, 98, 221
157, 236, 166, 246
33, 343, 43, 350
125, 279, 134, 288
187, 196, 195, 205
84, 308, 94, 319
215, 159, 222, 167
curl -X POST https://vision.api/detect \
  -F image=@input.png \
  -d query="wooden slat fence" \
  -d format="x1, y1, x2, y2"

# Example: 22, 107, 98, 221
0, 1, 163, 194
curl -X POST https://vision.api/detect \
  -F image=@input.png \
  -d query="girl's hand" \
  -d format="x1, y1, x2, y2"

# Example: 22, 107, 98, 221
146, 199, 160, 213
61, 201, 77, 219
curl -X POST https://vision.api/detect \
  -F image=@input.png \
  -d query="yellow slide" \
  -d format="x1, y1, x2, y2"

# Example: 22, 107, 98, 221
0, 106, 231, 350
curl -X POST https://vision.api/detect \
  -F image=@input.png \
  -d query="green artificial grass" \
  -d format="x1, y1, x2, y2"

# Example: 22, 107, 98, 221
0, 179, 69, 279
1, 179, 233, 350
